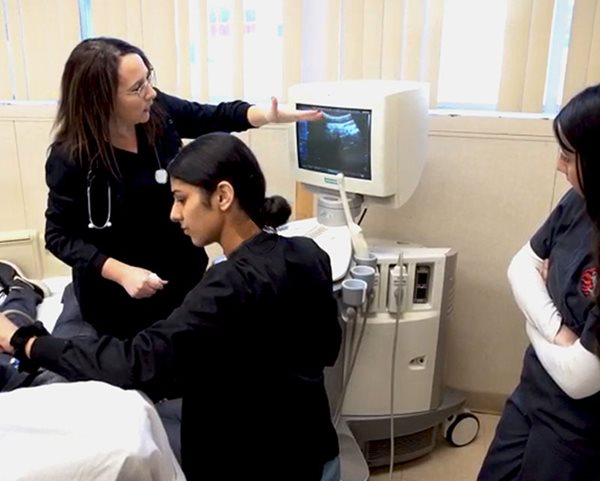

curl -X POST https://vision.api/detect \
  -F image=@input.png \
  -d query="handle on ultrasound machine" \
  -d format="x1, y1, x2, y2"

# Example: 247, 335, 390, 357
336, 173, 370, 258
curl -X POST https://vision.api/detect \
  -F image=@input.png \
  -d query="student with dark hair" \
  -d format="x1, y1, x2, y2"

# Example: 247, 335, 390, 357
0, 132, 342, 481
45, 36, 322, 340
478, 85, 600, 481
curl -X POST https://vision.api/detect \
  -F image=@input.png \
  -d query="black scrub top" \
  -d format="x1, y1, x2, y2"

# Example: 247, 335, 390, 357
523, 188, 600, 447
31, 232, 342, 481
45, 90, 253, 338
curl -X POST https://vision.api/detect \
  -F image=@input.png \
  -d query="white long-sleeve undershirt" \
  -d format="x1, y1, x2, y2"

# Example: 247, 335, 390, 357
526, 323, 600, 399
508, 242, 600, 399
507, 242, 562, 341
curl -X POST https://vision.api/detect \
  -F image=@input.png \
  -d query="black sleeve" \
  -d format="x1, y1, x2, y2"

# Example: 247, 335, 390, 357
530, 188, 579, 259
30, 265, 244, 395
288, 238, 342, 369
44, 146, 108, 271
157, 89, 254, 139
316, 249, 342, 367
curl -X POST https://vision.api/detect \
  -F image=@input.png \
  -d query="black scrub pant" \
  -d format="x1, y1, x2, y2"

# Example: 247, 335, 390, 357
478, 385, 600, 481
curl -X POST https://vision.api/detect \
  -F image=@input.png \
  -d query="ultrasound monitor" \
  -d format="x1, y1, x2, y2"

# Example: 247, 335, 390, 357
296, 105, 372, 181
289, 80, 429, 209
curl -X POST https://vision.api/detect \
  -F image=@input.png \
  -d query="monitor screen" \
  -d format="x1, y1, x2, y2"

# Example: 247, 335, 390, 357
296, 104, 372, 180
289, 80, 429, 208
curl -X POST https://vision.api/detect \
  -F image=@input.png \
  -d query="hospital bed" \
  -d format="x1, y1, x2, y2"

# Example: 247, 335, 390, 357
0, 276, 186, 481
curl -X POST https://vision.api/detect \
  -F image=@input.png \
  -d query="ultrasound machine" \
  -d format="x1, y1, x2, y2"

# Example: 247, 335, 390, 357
280, 80, 480, 481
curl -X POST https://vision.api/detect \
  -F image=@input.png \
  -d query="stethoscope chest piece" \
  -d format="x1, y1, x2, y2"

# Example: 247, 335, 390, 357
155, 169, 168, 184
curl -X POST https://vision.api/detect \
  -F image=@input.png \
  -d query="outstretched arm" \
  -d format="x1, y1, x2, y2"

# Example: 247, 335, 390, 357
247, 96, 323, 127
0, 267, 242, 395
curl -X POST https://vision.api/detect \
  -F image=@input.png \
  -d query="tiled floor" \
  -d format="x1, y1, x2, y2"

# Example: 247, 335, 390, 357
368, 412, 499, 481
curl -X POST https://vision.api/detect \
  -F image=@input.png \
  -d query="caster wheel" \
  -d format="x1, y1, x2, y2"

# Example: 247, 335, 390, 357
444, 411, 480, 447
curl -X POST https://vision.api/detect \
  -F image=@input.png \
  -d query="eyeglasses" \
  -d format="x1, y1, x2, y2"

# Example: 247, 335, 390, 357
125, 70, 156, 97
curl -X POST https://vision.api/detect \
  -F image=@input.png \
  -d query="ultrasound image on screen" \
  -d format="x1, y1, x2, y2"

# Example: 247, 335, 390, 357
296, 104, 372, 180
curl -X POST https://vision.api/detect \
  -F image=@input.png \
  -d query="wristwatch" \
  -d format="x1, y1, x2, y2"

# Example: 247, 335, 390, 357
9, 321, 49, 371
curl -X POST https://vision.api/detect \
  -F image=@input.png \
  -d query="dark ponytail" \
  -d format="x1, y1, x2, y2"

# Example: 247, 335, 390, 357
168, 132, 291, 228
259, 195, 291, 229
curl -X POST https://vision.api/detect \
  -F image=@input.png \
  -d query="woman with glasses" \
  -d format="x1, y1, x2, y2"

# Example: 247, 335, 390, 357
45, 37, 322, 341
477, 85, 600, 481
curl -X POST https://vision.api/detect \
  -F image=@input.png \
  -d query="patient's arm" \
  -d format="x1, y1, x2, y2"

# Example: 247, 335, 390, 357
526, 323, 600, 398
507, 242, 562, 341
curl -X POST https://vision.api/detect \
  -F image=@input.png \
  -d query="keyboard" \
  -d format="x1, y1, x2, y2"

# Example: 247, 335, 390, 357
278, 218, 352, 281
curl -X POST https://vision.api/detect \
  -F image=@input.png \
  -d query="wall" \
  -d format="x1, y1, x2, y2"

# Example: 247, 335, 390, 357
0, 104, 60, 276
0, 104, 569, 411
361, 114, 569, 410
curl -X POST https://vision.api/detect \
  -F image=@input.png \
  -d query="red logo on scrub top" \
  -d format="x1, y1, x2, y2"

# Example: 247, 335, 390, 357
580, 267, 599, 297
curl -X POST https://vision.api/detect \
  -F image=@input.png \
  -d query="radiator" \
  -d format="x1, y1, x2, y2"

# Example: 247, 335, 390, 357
0, 230, 43, 279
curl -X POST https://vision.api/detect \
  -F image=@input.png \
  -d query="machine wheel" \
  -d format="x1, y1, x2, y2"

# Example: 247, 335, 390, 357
444, 411, 480, 447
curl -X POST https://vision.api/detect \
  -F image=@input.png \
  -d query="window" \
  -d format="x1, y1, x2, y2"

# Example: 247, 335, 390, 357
437, 0, 508, 110
79, 0, 93, 39
437, 0, 575, 113
543, 0, 574, 114
192, 0, 283, 102
0, 0, 583, 114
241, 0, 283, 102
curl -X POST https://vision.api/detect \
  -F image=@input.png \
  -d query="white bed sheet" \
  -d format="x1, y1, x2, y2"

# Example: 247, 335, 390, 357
0, 381, 186, 481
36, 275, 72, 333
1, 277, 187, 480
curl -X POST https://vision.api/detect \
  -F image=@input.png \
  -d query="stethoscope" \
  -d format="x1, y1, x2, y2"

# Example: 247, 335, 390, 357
86, 146, 168, 230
